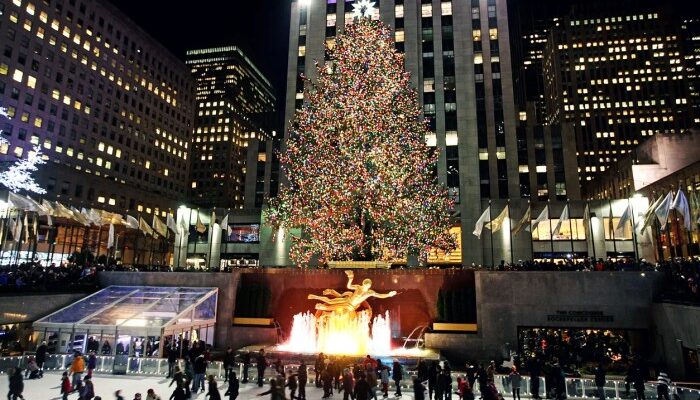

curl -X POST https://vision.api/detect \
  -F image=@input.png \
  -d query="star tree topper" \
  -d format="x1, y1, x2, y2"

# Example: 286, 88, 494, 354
353, 0, 377, 19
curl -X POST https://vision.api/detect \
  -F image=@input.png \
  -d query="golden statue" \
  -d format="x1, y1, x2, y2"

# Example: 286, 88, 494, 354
308, 270, 397, 319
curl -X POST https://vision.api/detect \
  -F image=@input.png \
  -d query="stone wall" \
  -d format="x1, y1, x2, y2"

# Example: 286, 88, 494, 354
651, 302, 700, 378
1, 293, 87, 324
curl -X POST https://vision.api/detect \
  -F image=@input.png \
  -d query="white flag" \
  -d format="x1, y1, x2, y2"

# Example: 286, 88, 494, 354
616, 203, 632, 232
472, 206, 491, 238
107, 223, 115, 249
532, 205, 549, 232
166, 213, 177, 233
655, 192, 674, 230
47, 214, 53, 227
125, 215, 139, 230
220, 214, 229, 232
552, 204, 570, 236
672, 189, 691, 231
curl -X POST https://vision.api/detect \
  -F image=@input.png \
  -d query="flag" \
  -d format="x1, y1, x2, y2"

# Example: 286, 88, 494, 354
552, 204, 570, 236
139, 216, 154, 236
690, 191, 700, 228
47, 214, 53, 227
532, 205, 549, 232
672, 189, 691, 231
41, 200, 55, 216
23, 212, 29, 242
31, 213, 37, 240
12, 216, 22, 242
107, 223, 115, 249
640, 195, 664, 234
486, 205, 509, 233
179, 214, 188, 234
53, 202, 75, 219
616, 203, 632, 233
195, 212, 206, 234
583, 203, 591, 229
472, 206, 491, 238
512, 204, 531, 235
7, 192, 42, 212
654, 192, 674, 230
88, 209, 103, 226
125, 215, 139, 230
152, 215, 168, 237
71, 207, 90, 226
210, 210, 217, 230
166, 213, 177, 233
220, 214, 229, 232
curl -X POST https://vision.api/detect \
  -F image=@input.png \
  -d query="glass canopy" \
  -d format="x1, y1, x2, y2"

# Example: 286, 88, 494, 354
34, 286, 218, 337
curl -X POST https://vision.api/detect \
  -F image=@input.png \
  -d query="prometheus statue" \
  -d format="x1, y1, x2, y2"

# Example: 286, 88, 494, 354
308, 270, 397, 319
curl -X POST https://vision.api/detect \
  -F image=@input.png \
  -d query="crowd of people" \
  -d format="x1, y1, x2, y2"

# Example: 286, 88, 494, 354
0, 262, 97, 292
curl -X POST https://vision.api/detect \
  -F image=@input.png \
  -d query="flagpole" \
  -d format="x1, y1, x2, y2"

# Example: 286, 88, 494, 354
489, 200, 495, 269
587, 201, 596, 260
207, 208, 214, 271
528, 201, 534, 262
14, 210, 25, 265
508, 200, 514, 264
567, 200, 575, 259
628, 197, 639, 261
548, 201, 554, 261
609, 199, 617, 258
195, 208, 200, 267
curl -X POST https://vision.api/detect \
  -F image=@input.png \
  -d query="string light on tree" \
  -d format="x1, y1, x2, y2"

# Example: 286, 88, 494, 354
0, 106, 47, 194
266, 18, 456, 265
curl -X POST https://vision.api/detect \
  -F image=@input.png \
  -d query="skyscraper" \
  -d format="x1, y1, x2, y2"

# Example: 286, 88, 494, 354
186, 46, 277, 209
543, 9, 694, 190
0, 0, 194, 218
283, 0, 520, 265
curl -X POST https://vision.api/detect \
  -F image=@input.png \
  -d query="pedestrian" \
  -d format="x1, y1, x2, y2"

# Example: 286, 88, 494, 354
225, 371, 240, 400
594, 364, 606, 400
380, 366, 390, 398
257, 349, 268, 388
115, 389, 125, 400
417, 360, 428, 384
286, 372, 299, 400
315, 353, 325, 388
657, 372, 671, 400
242, 351, 251, 384
476, 364, 487, 400
184, 357, 194, 397
486, 362, 495, 384
414, 377, 426, 400
224, 347, 235, 383
36, 341, 47, 378
342, 367, 355, 400
61, 371, 72, 400
167, 346, 178, 379
392, 360, 403, 397
257, 379, 282, 400
193, 354, 208, 393
322, 368, 334, 398
367, 367, 379, 400
442, 368, 453, 400
168, 385, 187, 400
526, 359, 541, 400
71, 352, 86, 392
428, 362, 439, 400
354, 374, 371, 400
79, 376, 95, 400
298, 362, 308, 400
207, 375, 222, 400
87, 351, 97, 378
146, 388, 162, 400
509, 368, 521, 400
132, 394, 142, 400
24, 356, 39, 379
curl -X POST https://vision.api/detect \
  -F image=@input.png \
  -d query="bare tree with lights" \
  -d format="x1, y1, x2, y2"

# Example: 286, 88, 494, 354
0, 107, 47, 195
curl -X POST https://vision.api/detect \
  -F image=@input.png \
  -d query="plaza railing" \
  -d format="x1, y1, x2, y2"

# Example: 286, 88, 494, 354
1, 354, 699, 400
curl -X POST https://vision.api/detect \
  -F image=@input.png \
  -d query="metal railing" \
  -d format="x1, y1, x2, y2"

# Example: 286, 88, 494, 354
1, 354, 699, 400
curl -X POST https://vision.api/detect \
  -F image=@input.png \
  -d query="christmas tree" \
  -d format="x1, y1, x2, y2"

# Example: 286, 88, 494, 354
266, 17, 456, 265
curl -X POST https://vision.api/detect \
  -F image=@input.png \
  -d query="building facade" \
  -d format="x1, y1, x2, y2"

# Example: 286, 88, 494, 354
543, 9, 694, 189
186, 46, 277, 210
284, 0, 522, 265
0, 0, 194, 217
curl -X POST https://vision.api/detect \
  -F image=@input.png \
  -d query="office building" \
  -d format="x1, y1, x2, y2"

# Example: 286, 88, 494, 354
0, 0, 194, 216
543, 9, 694, 189
186, 46, 277, 210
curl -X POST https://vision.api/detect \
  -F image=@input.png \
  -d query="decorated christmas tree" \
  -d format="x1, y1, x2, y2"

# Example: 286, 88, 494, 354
266, 16, 456, 265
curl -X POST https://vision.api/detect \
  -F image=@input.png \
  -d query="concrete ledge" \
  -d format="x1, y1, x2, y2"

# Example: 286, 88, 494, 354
327, 261, 391, 269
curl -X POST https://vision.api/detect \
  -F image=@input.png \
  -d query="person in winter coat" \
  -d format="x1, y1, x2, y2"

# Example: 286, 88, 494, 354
115, 390, 125, 400
509, 368, 522, 400
414, 378, 426, 400
79, 376, 95, 400
392, 361, 403, 397
341, 368, 355, 400
24, 356, 39, 379
428, 362, 440, 400
366, 368, 379, 400
380, 366, 390, 398
223, 348, 235, 383
167, 347, 178, 379
61, 371, 72, 400
225, 371, 240, 400
36, 341, 47, 377
168, 385, 187, 400
87, 352, 97, 378
206, 375, 222, 400
7, 368, 24, 400
257, 379, 283, 400
298, 362, 308, 400
71, 352, 86, 391
257, 349, 269, 388
322, 368, 334, 398
657, 372, 671, 400
594, 364, 605, 400
146, 388, 163, 400
354, 374, 372, 400
192, 354, 208, 393
242, 352, 251, 384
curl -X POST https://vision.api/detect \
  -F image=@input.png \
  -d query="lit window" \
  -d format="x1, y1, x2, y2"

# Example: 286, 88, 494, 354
27, 75, 36, 89
42, 138, 50, 149
489, 28, 498, 40
30, 135, 39, 145
0, 63, 9, 75
33, 117, 42, 127
474, 53, 483, 64
14, 147, 24, 157
441, 2, 452, 16
395, 30, 405, 42
97, 196, 106, 203
26, 3, 34, 14
421, 4, 432, 17
108, 198, 116, 206
473, 29, 481, 41
395, 5, 404, 18
12, 69, 23, 82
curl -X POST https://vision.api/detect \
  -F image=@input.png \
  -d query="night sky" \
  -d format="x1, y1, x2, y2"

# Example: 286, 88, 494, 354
110, 0, 292, 105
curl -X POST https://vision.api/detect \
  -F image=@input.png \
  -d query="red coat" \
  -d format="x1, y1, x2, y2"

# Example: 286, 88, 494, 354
61, 377, 72, 394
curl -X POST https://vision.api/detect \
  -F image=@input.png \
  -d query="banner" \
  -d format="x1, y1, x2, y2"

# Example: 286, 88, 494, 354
472, 206, 491, 238
486, 206, 508, 233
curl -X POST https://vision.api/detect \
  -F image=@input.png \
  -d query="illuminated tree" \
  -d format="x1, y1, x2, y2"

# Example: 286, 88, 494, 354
266, 17, 456, 265
0, 107, 47, 195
